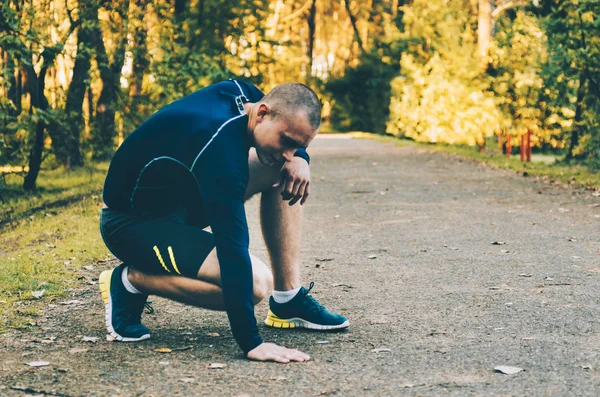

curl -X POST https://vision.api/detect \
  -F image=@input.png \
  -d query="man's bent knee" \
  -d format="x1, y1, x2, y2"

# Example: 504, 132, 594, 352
252, 256, 273, 304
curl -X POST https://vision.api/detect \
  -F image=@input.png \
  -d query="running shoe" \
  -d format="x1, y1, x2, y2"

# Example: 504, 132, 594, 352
99, 264, 150, 341
264, 282, 349, 330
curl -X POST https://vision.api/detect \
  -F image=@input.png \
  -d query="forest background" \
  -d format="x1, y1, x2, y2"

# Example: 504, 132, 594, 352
0, 0, 599, 192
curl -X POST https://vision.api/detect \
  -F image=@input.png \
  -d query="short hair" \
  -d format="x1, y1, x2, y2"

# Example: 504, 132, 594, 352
259, 83, 321, 130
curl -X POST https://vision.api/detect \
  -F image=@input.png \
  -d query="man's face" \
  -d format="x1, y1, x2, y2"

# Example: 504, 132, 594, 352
253, 104, 317, 166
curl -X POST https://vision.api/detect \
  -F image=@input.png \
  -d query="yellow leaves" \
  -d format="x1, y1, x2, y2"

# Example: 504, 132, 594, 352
561, 107, 576, 118
581, 12, 595, 24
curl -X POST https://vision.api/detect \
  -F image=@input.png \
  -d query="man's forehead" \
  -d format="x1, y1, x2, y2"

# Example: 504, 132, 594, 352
283, 119, 316, 146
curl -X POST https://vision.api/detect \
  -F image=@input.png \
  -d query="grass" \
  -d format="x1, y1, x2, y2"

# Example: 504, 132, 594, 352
0, 164, 111, 330
349, 131, 600, 189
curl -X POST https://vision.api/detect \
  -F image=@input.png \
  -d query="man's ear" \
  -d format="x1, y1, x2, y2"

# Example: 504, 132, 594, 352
257, 103, 270, 121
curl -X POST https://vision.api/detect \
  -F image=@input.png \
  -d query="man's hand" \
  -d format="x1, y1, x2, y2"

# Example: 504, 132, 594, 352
273, 157, 311, 206
247, 342, 311, 363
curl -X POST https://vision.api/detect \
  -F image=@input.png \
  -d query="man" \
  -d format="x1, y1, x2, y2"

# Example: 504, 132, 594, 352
98, 79, 349, 363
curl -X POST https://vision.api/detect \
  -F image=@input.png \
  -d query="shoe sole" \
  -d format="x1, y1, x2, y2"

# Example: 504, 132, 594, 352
264, 310, 350, 330
99, 269, 150, 342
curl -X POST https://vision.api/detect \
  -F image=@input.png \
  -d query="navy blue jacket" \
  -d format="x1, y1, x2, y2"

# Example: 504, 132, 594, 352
103, 80, 309, 353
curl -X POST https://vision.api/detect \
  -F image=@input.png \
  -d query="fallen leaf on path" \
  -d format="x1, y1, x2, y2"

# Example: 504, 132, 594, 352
270, 376, 287, 381
83, 266, 95, 271
64, 260, 71, 265
544, 277, 555, 281
82, 336, 98, 343
371, 348, 391, 353
26, 361, 50, 367
178, 377, 195, 383
207, 333, 220, 337
501, 250, 510, 253
443, 245, 460, 250
331, 283, 352, 288
581, 365, 593, 371
155, 348, 172, 353
558, 208, 569, 213
519, 273, 533, 277
317, 258, 334, 262
494, 365, 523, 375
31, 290, 45, 299
492, 241, 506, 245
68, 348, 88, 354
367, 255, 377, 259
521, 337, 536, 341
317, 340, 329, 344
208, 363, 227, 369
334, 215, 340, 218
159, 361, 170, 365
568, 237, 577, 242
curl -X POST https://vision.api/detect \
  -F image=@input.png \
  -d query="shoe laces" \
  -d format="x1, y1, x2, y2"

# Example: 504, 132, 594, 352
303, 281, 325, 314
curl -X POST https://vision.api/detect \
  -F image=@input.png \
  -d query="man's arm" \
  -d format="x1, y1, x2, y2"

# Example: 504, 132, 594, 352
293, 148, 310, 164
203, 195, 263, 354
276, 153, 311, 206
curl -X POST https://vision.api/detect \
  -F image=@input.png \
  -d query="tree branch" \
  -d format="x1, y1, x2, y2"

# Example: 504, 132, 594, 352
280, 0, 313, 22
343, 0, 365, 53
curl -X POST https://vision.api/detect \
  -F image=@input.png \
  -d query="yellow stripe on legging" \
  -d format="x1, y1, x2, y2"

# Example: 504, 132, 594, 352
167, 246, 182, 275
153, 245, 171, 273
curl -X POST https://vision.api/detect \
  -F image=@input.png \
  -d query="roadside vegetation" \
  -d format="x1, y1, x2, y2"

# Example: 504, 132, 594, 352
352, 132, 600, 190
0, 164, 109, 330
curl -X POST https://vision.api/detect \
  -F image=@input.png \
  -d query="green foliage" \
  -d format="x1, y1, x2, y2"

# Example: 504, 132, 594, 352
488, 10, 560, 148
326, 53, 399, 133
387, 0, 499, 145
542, 0, 600, 164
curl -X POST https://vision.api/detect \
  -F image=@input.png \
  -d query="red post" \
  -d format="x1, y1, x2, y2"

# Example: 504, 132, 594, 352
520, 134, 525, 162
526, 129, 532, 162
497, 131, 503, 154
506, 134, 512, 157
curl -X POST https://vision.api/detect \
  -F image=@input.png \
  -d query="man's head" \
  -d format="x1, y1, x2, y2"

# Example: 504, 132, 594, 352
248, 83, 321, 166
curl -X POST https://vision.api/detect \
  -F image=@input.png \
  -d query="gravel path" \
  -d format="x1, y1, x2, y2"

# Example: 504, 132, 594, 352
1, 135, 599, 396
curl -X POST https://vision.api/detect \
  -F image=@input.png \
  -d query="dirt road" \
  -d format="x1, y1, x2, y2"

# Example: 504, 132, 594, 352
2, 135, 599, 396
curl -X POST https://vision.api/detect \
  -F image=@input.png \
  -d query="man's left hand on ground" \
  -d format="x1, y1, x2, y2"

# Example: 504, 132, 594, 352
274, 157, 311, 206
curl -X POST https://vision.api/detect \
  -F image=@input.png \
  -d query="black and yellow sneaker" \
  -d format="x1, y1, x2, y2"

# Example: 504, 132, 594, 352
99, 264, 150, 341
264, 282, 349, 330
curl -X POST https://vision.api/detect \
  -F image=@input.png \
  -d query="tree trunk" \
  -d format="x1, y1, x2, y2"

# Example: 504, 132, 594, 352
478, 0, 491, 66
567, 73, 587, 159
23, 51, 54, 191
129, 0, 148, 127
307, 0, 316, 79
63, 1, 98, 168
93, 0, 131, 160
